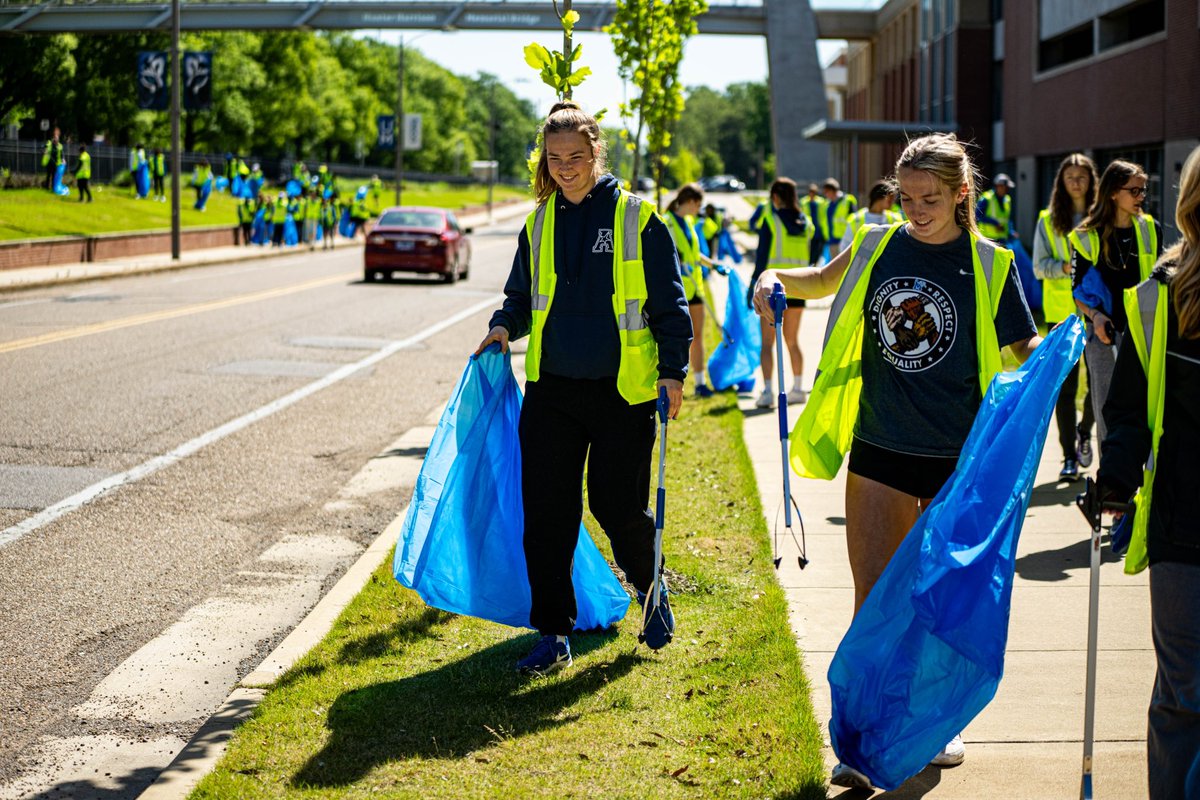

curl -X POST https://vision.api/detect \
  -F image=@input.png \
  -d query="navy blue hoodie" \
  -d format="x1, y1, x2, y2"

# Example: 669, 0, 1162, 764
490, 174, 692, 384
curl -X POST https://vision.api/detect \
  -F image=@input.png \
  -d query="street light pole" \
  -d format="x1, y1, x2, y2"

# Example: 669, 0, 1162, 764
487, 79, 497, 223
394, 37, 404, 207
170, 0, 180, 259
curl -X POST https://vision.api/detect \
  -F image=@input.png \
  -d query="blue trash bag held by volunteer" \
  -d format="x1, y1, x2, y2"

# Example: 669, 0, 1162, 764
1073, 266, 1113, 319
250, 208, 269, 245
52, 162, 70, 196
708, 267, 761, 391
283, 214, 299, 246
828, 318, 1085, 791
1009, 238, 1042, 313
393, 347, 630, 630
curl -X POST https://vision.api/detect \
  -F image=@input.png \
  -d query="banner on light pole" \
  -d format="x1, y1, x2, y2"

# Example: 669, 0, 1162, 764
377, 115, 396, 149
137, 51, 169, 110
403, 113, 422, 151
183, 51, 212, 111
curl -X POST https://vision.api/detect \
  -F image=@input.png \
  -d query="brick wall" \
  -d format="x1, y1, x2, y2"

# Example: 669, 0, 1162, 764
0, 226, 238, 271
0, 237, 88, 272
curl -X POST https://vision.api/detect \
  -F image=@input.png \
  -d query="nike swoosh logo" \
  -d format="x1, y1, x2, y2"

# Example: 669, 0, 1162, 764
959, 269, 971, 276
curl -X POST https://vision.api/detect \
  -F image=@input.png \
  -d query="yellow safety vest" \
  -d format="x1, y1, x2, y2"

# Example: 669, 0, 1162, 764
663, 211, 704, 302
843, 208, 903, 245
762, 209, 814, 269
524, 191, 661, 405
1068, 215, 1158, 281
76, 151, 91, 180
1039, 209, 1076, 323
823, 194, 857, 241
1120, 276, 1168, 575
791, 222, 1012, 479
979, 190, 1012, 241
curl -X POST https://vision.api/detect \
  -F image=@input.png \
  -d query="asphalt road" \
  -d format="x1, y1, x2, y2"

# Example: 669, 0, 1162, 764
0, 223, 523, 796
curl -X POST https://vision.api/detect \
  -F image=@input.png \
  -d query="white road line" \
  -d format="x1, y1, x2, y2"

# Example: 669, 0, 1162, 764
0, 298, 51, 313
0, 293, 503, 550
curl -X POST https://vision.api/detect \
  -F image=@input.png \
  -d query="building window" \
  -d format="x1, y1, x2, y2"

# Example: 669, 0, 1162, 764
1098, 0, 1165, 51
1095, 144, 1165, 222
1038, 23, 1094, 71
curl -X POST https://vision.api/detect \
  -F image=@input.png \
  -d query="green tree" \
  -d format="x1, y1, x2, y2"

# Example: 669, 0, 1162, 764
606, 0, 708, 207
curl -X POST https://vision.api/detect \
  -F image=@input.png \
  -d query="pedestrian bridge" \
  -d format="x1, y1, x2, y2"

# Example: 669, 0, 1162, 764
0, 0, 880, 181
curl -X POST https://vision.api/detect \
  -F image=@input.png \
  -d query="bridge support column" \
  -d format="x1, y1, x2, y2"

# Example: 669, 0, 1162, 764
764, 0, 829, 184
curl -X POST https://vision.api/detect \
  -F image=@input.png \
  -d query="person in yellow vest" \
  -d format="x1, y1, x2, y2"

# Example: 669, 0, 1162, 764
151, 148, 166, 202
701, 203, 722, 256
821, 178, 857, 258
976, 173, 1015, 242
72, 144, 92, 203
368, 174, 384, 215
1070, 159, 1162, 450
1095, 143, 1200, 800
301, 187, 322, 249
751, 177, 815, 409
474, 101, 692, 674
752, 134, 1040, 788
839, 179, 902, 252
1033, 153, 1098, 480
42, 127, 63, 191
664, 184, 719, 396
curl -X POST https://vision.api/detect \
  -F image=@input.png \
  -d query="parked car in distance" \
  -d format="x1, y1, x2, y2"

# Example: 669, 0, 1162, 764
699, 175, 746, 192
634, 176, 656, 192
364, 207, 472, 283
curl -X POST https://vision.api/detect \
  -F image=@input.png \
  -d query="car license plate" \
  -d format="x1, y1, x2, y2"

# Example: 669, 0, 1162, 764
395, 240, 414, 251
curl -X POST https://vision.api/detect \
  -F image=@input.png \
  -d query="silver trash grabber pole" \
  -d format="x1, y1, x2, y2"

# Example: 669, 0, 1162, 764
1075, 476, 1135, 799
639, 386, 670, 642
770, 282, 807, 570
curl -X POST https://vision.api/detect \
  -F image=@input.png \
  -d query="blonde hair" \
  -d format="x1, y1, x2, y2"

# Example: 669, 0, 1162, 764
1165, 146, 1200, 338
532, 101, 606, 205
894, 133, 980, 236
1079, 159, 1146, 264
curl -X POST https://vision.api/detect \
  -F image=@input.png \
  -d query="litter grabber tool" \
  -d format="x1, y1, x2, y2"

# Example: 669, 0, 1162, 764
769, 283, 807, 570
639, 386, 672, 645
1074, 476, 1135, 800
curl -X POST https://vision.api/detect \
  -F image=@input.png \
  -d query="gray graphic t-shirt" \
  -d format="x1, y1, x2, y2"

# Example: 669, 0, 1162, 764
856, 226, 1036, 456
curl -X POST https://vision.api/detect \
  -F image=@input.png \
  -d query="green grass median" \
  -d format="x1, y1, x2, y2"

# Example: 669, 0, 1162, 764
0, 183, 528, 242
191, 387, 826, 799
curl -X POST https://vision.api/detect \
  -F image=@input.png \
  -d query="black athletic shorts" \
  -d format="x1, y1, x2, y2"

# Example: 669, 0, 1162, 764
848, 436, 959, 499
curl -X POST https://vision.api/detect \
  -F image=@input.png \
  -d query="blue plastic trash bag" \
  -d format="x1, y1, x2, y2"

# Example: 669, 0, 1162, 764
338, 207, 357, 238
215, 175, 230, 192
231, 175, 244, 198
708, 268, 762, 391
717, 229, 743, 263
828, 318, 1085, 791
250, 209, 269, 245
393, 346, 630, 630
283, 214, 299, 246
695, 222, 711, 258
52, 162, 70, 196
134, 162, 150, 198
1110, 509, 1134, 556
247, 177, 263, 199
736, 377, 756, 393
1009, 238, 1042, 313
286, 179, 302, 198
1074, 267, 1113, 318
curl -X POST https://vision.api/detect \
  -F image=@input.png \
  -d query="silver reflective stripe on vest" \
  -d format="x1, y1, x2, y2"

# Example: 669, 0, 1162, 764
823, 224, 891, 350
530, 205, 551, 311
617, 298, 647, 331
624, 195, 642, 262
1137, 279, 1160, 473
1074, 231, 1097, 262
1135, 216, 1154, 263
975, 237, 996, 290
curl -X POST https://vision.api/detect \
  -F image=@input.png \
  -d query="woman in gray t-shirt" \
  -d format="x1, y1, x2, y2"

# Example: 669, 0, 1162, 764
752, 133, 1039, 789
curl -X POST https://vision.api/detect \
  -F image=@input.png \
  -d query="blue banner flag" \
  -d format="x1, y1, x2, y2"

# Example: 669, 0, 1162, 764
136, 51, 168, 111
828, 318, 1085, 790
182, 51, 212, 111
377, 115, 396, 149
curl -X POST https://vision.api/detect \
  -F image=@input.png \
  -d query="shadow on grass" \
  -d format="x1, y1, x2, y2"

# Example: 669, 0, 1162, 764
291, 628, 633, 789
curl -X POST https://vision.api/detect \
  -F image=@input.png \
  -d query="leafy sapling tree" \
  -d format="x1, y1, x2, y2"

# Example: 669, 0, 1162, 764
606, 0, 707, 206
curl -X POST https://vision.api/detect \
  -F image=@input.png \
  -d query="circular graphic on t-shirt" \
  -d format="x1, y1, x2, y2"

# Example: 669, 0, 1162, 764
868, 276, 957, 371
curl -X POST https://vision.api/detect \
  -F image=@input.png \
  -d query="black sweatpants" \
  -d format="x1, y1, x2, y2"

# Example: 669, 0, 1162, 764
77, 179, 91, 203
152, 174, 165, 197
1054, 360, 1094, 460
520, 373, 658, 635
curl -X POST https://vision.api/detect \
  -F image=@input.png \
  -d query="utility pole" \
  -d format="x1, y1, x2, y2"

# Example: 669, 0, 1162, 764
394, 37, 404, 207
562, 0, 572, 100
487, 79, 497, 222
170, 0, 181, 259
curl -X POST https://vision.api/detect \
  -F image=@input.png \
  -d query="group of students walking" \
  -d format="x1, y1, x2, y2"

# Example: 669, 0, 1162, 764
474, 99, 1200, 798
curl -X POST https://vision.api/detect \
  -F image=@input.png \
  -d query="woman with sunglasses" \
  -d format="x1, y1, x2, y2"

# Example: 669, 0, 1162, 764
1070, 160, 1163, 449
1033, 154, 1098, 480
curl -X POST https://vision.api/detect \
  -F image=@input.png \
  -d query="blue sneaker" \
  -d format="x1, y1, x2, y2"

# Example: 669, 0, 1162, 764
694, 384, 714, 398
637, 583, 674, 650
516, 635, 571, 675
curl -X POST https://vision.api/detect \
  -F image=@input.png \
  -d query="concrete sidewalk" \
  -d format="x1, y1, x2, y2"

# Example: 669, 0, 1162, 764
733, 292, 1154, 797
0, 200, 535, 292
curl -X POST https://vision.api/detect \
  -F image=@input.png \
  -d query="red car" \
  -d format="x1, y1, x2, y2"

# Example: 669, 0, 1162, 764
363, 207, 472, 283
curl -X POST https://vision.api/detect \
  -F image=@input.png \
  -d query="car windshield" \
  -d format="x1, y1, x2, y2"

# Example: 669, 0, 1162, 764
378, 211, 443, 228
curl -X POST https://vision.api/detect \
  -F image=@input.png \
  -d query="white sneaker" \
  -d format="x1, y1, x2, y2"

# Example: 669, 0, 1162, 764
831, 762, 873, 789
754, 389, 774, 409
787, 386, 808, 404
930, 734, 965, 767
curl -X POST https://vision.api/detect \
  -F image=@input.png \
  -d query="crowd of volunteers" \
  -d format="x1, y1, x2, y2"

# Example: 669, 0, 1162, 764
469, 99, 1199, 798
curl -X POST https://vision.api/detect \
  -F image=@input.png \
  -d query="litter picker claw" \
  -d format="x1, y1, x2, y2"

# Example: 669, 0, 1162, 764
769, 283, 808, 570
639, 386, 671, 643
